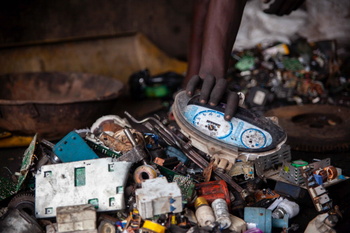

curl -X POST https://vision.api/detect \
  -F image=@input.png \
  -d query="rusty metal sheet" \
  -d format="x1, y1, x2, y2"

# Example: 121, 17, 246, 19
0, 72, 124, 140
265, 105, 350, 152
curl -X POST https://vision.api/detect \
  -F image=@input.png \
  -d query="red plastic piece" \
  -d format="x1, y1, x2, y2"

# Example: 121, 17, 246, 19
195, 180, 230, 206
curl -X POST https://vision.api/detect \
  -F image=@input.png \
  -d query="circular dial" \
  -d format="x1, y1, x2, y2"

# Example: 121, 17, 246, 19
193, 110, 233, 139
241, 128, 266, 148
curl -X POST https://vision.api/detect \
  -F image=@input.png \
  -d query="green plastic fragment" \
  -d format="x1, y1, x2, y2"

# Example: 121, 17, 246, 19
74, 167, 86, 187
0, 177, 17, 201
235, 55, 255, 71
153, 163, 180, 182
145, 85, 169, 98
88, 198, 99, 209
173, 175, 196, 204
291, 160, 308, 168
282, 57, 304, 71
86, 139, 122, 158
16, 134, 37, 192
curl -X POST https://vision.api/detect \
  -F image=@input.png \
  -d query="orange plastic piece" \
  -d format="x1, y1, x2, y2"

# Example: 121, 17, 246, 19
195, 180, 230, 206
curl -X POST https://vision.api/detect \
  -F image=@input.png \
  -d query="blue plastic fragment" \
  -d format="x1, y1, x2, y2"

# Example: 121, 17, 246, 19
314, 174, 324, 185
272, 214, 289, 229
166, 146, 189, 164
53, 131, 98, 162
170, 205, 176, 212
244, 207, 272, 233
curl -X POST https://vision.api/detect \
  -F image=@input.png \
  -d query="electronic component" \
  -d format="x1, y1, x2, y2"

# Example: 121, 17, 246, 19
172, 91, 287, 166
195, 180, 230, 206
35, 158, 132, 218
271, 198, 300, 219
85, 133, 122, 158
135, 177, 183, 219
141, 220, 166, 233
194, 197, 216, 227
133, 165, 158, 185
280, 159, 331, 185
173, 175, 196, 204
300, 165, 333, 212
184, 105, 273, 149
212, 198, 232, 229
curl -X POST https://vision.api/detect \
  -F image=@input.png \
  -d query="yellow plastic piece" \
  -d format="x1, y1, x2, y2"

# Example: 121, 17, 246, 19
0, 134, 34, 148
171, 215, 177, 225
136, 33, 187, 78
0, 131, 11, 139
283, 166, 290, 172
194, 197, 209, 209
133, 209, 139, 214
142, 220, 166, 233
281, 44, 290, 55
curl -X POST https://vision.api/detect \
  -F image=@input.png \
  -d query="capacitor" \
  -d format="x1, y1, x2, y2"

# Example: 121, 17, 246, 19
314, 169, 328, 182
211, 198, 232, 229
272, 198, 300, 219
194, 197, 216, 227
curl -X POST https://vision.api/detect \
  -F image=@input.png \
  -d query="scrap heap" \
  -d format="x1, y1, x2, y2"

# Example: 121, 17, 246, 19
0, 37, 349, 233
228, 38, 349, 112
0, 110, 347, 233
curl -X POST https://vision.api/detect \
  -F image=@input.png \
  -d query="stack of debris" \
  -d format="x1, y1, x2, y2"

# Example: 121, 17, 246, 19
0, 107, 347, 233
228, 38, 349, 113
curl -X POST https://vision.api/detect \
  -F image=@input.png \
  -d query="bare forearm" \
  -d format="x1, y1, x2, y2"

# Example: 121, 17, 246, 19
186, 0, 247, 120
199, 0, 246, 79
185, 0, 211, 85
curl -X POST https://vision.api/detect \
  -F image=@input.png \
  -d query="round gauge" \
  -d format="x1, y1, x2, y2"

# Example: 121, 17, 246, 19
192, 110, 233, 139
241, 128, 266, 149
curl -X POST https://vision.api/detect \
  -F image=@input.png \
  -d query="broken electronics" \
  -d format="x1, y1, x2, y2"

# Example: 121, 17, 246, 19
0, 98, 347, 233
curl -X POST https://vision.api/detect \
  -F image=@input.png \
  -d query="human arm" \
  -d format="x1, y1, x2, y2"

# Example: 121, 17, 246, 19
185, 0, 247, 120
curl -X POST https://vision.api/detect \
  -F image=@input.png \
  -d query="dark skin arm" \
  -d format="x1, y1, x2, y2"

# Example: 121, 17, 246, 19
185, 0, 210, 82
185, 0, 247, 120
184, 0, 304, 120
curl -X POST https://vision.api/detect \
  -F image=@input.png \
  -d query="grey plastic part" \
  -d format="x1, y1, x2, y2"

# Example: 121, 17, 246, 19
57, 204, 97, 232
135, 177, 183, 219
0, 209, 43, 233
35, 158, 132, 218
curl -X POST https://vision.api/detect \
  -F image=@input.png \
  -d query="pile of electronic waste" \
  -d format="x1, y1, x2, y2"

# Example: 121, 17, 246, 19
0, 90, 348, 233
228, 38, 349, 112
227, 39, 350, 153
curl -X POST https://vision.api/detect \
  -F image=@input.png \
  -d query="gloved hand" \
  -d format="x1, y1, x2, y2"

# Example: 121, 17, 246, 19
186, 74, 239, 121
263, 0, 305, 16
